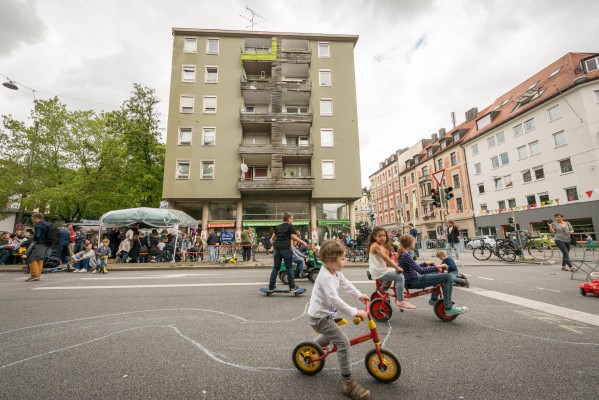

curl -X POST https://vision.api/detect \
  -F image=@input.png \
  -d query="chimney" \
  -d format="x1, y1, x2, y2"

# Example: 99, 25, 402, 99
438, 128, 446, 137
431, 133, 438, 142
465, 107, 479, 122
451, 112, 456, 128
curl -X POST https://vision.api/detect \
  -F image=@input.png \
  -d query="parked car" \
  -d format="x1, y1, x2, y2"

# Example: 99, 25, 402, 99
530, 233, 556, 247
467, 235, 496, 250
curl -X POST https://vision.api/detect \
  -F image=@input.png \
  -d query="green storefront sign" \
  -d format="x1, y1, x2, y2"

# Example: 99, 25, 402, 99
243, 219, 310, 227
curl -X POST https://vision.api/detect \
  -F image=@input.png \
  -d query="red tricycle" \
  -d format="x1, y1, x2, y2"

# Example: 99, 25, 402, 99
292, 300, 401, 383
366, 270, 461, 322
579, 279, 599, 297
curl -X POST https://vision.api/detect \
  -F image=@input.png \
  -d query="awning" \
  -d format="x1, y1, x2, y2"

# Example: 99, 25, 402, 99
242, 219, 310, 227
99, 207, 198, 229
208, 221, 235, 228
318, 219, 350, 226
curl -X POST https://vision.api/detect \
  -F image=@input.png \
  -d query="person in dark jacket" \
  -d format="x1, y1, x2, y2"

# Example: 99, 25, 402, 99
128, 232, 141, 263
445, 220, 460, 260
25, 213, 52, 282
148, 229, 164, 262
408, 223, 420, 258
74, 226, 86, 253
206, 229, 218, 262
58, 226, 71, 263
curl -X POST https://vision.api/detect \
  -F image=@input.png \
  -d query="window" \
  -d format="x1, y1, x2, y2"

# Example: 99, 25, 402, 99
526, 195, 536, 205
178, 127, 192, 145
529, 141, 540, 156
524, 118, 535, 132
480, 204, 487, 211
508, 198, 516, 208
477, 183, 485, 194
403, 177, 407, 186
427, 149, 433, 157
487, 136, 496, 149
549, 67, 561, 78
504, 174, 513, 188
184, 37, 197, 53
450, 152, 457, 166
553, 130, 567, 147
438, 158, 444, 170
565, 187, 579, 201
474, 162, 482, 174
585, 56, 599, 72
513, 124, 524, 137
321, 129, 334, 147
176, 160, 190, 179
205, 66, 218, 83
533, 166, 545, 180
494, 177, 503, 190
206, 38, 219, 54
180, 95, 194, 113
322, 161, 335, 179
472, 144, 479, 155
319, 70, 331, 86
456, 198, 463, 211
476, 114, 492, 130
320, 99, 332, 116
405, 193, 409, 204
500, 152, 509, 165
318, 42, 330, 58
453, 174, 460, 189
498, 200, 506, 209
410, 172, 415, 183
491, 156, 499, 169
200, 160, 215, 179
202, 127, 215, 146
547, 105, 561, 121
539, 192, 550, 204
522, 170, 532, 183
285, 106, 308, 114
560, 158, 573, 173
496, 131, 505, 144
182, 65, 196, 82
517, 145, 527, 160
203, 96, 217, 113
440, 141, 447, 149
453, 133, 460, 142
244, 134, 269, 145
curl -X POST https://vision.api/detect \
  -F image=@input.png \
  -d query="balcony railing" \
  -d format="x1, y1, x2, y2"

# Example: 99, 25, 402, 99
238, 177, 314, 192
239, 144, 313, 156
279, 49, 311, 63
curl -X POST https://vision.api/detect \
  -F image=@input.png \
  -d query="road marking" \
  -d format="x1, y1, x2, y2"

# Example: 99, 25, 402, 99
81, 273, 222, 280
33, 282, 268, 290
535, 287, 561, 293
478, 277, 494, 281
462, 287, 599, 327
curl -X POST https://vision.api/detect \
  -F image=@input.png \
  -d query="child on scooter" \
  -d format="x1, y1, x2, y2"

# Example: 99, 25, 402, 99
308, 240, 370, 400
437, 250, 469, 288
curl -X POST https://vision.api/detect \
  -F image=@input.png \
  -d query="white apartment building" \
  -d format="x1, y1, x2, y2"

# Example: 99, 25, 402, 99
462, 52, 599, 238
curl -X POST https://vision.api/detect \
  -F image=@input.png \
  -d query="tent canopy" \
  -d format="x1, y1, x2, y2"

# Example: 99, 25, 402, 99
98, 207, 198, 229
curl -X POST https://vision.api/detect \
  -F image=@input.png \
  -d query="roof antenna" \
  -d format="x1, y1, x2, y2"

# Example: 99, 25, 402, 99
240, 6, 267, 31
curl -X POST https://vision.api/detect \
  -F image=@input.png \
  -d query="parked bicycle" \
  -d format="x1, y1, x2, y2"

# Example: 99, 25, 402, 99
472, 230, 553, 262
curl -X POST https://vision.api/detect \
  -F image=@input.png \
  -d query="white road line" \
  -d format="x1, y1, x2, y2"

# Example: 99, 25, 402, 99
81, 273, 222, 280
478, 277, 494, 281
33, 282, 269, 290
535, 287, 561, 293
462, 287, 599, 327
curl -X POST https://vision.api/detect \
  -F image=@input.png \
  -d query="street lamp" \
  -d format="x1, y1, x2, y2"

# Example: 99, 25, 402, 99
3, 79, 18, 90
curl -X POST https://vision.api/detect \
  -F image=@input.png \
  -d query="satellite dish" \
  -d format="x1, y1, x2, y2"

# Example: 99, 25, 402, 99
241, 163, 249, 173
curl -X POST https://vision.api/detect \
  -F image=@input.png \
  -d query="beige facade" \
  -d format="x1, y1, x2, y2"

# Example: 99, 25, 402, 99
163, 29, 362, 242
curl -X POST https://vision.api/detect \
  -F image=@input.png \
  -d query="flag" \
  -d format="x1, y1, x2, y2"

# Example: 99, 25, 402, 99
586, 190, 594, 198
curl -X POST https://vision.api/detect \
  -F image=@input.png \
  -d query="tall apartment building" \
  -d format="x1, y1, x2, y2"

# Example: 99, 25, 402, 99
162, 29, 362, 243
462, 52, 599, 238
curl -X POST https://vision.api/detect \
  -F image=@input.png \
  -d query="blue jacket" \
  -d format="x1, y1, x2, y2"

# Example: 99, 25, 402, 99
33, 221, 50, 242
59, 228, 70, 246
443, 256, 458, 273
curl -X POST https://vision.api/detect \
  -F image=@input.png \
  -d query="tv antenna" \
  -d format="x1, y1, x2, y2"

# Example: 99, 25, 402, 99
240, 6, 267, 31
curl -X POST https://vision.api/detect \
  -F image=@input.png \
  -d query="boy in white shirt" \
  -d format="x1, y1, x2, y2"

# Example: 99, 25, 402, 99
307, 240, 370, 400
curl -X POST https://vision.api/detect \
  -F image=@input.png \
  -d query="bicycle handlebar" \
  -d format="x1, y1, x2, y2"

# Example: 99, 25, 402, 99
353, 300, 370, 325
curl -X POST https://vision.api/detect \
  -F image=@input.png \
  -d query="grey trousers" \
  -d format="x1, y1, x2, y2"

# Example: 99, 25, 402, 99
309, 315, 352, 378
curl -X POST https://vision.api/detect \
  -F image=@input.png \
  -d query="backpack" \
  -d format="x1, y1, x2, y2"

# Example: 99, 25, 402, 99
42, 224, 61, 247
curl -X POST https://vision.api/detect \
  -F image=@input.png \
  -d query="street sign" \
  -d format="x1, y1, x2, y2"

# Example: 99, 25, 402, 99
432, 169, 445, 187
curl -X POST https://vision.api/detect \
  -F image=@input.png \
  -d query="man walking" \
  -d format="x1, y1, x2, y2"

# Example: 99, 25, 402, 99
206, 229, 218, 262
240, 226, 252, 262
445, 220, 460, 260
408, 223, 420, 258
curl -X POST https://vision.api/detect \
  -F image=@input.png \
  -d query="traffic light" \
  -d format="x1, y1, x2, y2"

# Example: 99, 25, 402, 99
431, 189, 441, 208
508, 217, 514, 225
444, 186, 454, 201
370, 213, 375, 222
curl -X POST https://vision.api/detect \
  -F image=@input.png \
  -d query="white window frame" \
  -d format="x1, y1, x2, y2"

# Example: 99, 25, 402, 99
496, 131, 505, 145
178, 127, 192, 146
547, 104, 561, 122
321, 129, 334, 147
203, 95, 217, 114
585, 56, 599, 72
533, 166, 545, 180
565, 186, 579, 202
513, 124, 524, 137
477, 183, 485, 194
517, 145, 527, 160
522, 169, 532, 183
440, 141, 447, 149
320, 98, 333, 116
205, 66, 218, 84
528, 141, 540, 156
500, 152, 509, 166
553, 130, 567, 147
476, 114, 492, 130
549, 67, 561, 78
594, 89, 599, 103
319, 69, 332, 86
182, 65, 196, 83
180, 95, 194, 114
487, 136, 496, 149
176, 159, 191, 179
322, 160, 335, 179
474, 162, 482, 174
318, 42, 330, 58
490, 156, 499, 169
183, 37, 197, 53
524, 118, 535, 132
559, 158, 573, 174
200, 160, 215, 179
206, 38, 219, 54
202, 127, 216, 146
472, 144, 478, 155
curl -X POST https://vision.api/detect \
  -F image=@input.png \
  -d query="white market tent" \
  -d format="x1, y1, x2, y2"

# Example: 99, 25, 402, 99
98, 208, 198, 261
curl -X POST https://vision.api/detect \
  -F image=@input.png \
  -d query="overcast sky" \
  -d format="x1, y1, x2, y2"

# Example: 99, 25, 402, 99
1, 0, 598, 187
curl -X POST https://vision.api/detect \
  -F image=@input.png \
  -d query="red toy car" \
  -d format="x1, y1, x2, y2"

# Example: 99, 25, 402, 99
579, 280, 599, 297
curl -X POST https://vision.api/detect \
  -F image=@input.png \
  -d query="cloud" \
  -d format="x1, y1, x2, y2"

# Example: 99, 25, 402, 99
0, 0, 46, 56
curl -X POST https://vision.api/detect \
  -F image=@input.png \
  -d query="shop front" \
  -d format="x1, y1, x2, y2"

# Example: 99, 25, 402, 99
207, 221, 236, 242
317, 219, 351, 243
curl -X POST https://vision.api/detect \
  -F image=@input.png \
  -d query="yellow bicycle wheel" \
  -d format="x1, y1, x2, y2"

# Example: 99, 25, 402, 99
292, 342, 325, 375
364, 348, 401, 383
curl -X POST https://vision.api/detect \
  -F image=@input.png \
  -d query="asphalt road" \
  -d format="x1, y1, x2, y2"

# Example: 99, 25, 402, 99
1, 262, 598, 400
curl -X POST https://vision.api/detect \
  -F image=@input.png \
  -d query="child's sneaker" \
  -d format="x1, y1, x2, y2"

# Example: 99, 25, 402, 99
395, 299, 416, 310
341, 378, 370, 400
103, 266, 107, 274
92, 269, 98, 274
444, 305, 468, 316
428, 299, 437, 306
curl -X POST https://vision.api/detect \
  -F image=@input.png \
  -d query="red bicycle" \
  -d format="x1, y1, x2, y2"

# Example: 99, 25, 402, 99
367, 271, 460, 322
292, 301, 401, 383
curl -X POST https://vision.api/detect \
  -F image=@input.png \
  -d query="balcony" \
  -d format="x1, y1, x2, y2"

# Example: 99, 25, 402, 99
420, 195, 433, 205
239, 144, 313, 156
241, 37, 277, 61
241, 78, 274, 91
418, 173, 432, 183
240, 110, 277, 124
238, 177, 314, 193
279, 49, 311, 64
278, 78, 311, 92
